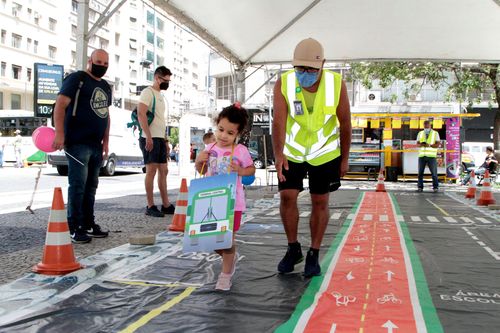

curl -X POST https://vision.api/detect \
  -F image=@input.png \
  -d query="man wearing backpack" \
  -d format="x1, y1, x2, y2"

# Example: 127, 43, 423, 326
137, 66, 175, 217
52, 49, 112, 243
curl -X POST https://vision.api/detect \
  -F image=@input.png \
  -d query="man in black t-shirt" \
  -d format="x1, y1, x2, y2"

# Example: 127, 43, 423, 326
53, 49, 112, 243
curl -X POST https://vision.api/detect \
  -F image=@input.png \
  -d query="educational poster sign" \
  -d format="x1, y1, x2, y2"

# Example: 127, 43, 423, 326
183, 173, 237, 253
34, 63, 64, 118
445, 117, 460, 179
402, 140, 446, 174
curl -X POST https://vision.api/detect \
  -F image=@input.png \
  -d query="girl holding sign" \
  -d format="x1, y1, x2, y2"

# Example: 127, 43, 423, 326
195, 103, 256, 291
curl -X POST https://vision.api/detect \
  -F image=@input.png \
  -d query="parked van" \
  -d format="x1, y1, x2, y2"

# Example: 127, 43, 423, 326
48, 108, 145, 176
462, 142, 493, 167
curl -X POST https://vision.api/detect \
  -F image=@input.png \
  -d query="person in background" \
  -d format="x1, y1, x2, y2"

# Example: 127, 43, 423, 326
52, 49, 112, 243
461, 146, 498, 185
173, 144, 180, 164
13, 129, 23, 168
195, 103, 256, 291
0, 132, 4, 168
416, 120, 441, 193
137, 66, 175, 217
202, 132, 216, 146
272, 38, 351, 278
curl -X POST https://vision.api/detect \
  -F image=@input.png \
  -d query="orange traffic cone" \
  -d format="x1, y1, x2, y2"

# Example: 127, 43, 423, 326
464, 170, 477, 199
477, 170, 496, 206
376, 169, 386, 192
169, 178, 188, 232
33, 187, 82, 275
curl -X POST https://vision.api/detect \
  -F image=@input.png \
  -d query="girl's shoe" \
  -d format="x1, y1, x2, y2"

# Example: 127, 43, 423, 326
215, 272, 232, 291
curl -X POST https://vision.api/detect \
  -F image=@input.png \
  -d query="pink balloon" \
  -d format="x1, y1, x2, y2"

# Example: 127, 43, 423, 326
32, 126, 56, 153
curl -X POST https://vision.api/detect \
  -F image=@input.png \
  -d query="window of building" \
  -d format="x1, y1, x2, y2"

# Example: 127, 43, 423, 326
216, 75, 234, 101
11, 33, 21, 49
49, 18, 57, 31
27, 8, 32, 19
130, 70, 137, 79
115, 54, 120, 64
146, 50, 154, 62
71, 51, 76, 66
34, 12, 40, 25
12, 65, 21, 79
48, 46, 56, 59
34, 40, 38, 53
192, 62, 198, 69
0, 91, 3, 110
27, 68, 31, 82
1, 62, 6, 76
11, 93, 21, 109
12, 2, 21, 17
71, 0, 78, 12
146, 31, 154, 44
156, 55, 164, 65
1, 0, 6, 10
146, 11, 154, 26
99, 37, 108, 49
1, 30, 5, 44
192, 83, 198, 90
89, 9, 97, 21
156, 17, 164, 32
129, 16, 137, 23
26, 38, 31, 51
146, 70, 154, 82
156, 36, 164, 49
71, 25, 77, 38
115, 33, 120, 46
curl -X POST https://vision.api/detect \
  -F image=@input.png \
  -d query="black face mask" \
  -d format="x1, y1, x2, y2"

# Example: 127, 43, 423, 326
160, 81, 169, 90
90, 63, 108, 78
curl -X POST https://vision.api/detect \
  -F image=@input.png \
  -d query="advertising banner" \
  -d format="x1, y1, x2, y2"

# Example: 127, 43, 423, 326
445, 117, 460, 179
34, 63, 64, 118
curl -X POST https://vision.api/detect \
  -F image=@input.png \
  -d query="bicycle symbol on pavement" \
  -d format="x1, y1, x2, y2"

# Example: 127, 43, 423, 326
381, 257, 399, 264
380, 236, 392, 241
377, 293, 402, 304
353, 235, 368, 241
345, 257, 365, 264
329, 291, 357, 306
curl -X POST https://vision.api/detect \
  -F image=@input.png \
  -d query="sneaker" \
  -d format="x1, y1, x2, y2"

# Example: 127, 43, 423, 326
278, 243, 304, 273
417, 188, 423, 193
87, 224, 109, 238
71, 232, 92, 244
215, 272, 232, 291
145, 205, 164, 217
161, 204, 176, 214
304, 249, 321, 277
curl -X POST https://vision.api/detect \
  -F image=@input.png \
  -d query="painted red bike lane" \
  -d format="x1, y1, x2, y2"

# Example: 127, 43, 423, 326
276, 192, 442, 333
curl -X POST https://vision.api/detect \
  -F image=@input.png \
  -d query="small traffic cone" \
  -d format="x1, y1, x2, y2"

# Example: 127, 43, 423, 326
169, 178, 188, 232
33, 187, 82, 275
375, 169, 386, 192
464, 170, 477, 199
477, 170, 496, 206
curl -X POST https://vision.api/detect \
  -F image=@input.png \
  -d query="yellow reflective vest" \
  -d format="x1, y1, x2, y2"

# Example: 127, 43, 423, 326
280, 69, 342, 166
417, 129, 439, 158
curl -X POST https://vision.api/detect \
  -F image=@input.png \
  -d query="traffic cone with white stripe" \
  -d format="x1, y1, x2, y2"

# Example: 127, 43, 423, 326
168, 178, 188, 232
375, 169, 386, 192
477, 170, 496, 206
464, 170, 476, 199
33, 187, 82, 275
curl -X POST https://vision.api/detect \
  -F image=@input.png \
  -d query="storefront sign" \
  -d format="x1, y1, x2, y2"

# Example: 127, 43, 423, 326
34, 63, 64, 118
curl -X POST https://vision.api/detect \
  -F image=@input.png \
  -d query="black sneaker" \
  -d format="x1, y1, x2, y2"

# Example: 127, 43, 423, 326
304, 249, 321, 277
145, 205, 164, 217
87, 224, 109, 238
278, 243, 304, 273
161, 204, 176, 214
71, 231, 92, 244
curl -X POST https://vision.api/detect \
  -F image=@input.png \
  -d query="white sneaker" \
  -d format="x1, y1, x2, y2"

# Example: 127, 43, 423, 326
215, 272, 232, 291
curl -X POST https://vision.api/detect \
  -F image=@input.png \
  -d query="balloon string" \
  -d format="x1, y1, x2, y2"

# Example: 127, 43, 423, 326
65, 151, 84, 166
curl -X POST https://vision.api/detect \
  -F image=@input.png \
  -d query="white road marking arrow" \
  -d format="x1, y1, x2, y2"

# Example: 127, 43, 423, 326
385, 245, 391, 251
354, 245, 361, 252
384, 228, 390, 233
386, 270, 395, 282
329, 323, 337, 333
359, 229, 366, 234
382, 320, 398, 332
346, 271, 355, 280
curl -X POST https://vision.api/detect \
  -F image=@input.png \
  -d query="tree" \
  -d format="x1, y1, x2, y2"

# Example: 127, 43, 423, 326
350, 62, 500, 152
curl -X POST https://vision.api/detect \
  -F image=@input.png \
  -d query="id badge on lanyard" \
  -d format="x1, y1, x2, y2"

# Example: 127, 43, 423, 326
293, 100, 304, 116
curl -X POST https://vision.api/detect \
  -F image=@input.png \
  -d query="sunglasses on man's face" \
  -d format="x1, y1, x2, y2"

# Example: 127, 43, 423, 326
294, 66, 319, 73
159, 76, 170, 83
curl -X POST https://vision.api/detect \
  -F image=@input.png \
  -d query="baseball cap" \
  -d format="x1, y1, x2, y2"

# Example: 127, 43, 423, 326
292, 38, 324, 69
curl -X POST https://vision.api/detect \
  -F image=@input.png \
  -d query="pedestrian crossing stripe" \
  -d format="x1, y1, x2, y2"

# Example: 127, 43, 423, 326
476, 217, 492, 224
443, 216, 457, 223
426, 216, 439, 222
300, 211, 310, 217
411, 216, 422, 222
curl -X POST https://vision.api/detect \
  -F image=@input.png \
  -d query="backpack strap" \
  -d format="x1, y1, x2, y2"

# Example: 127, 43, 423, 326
71, 71, 87, 116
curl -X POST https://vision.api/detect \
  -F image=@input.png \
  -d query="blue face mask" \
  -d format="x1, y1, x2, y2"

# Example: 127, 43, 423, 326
295, 71, 318, 88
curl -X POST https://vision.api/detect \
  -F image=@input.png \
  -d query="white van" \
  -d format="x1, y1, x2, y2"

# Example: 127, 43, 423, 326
48, 108, 145, 176
462, 142, 493, 167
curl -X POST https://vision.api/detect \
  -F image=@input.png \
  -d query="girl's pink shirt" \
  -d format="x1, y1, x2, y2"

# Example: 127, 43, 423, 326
204, 143, 253, 211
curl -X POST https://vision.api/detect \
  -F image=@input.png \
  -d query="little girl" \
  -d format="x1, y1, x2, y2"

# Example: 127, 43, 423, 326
195, 103, 256, 291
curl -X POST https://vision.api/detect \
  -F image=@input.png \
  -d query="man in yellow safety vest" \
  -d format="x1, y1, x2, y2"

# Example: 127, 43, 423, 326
272, 38, 351, 277
416, 120, 441, 192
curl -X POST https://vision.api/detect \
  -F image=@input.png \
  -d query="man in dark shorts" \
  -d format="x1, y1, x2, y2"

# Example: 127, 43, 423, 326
138, 66, 175, 217
272, 38, 352, 277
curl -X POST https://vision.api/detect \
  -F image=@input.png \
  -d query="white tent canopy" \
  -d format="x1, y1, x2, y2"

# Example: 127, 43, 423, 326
152, 0, 500, 66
